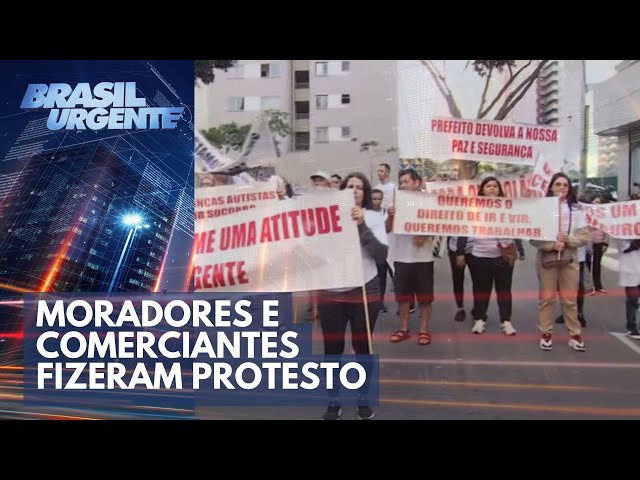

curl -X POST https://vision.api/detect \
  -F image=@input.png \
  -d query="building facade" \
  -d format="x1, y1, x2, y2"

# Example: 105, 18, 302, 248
536, 60, 586, 172
591, 60, 640, 199
195, 60, 398, 187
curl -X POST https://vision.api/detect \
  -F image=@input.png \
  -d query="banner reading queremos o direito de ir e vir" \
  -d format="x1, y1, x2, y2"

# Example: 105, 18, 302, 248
393, 191, 560, 240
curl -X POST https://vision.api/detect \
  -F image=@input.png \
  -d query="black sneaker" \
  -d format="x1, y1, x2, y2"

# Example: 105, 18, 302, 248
322, 405, 342, 420
628, 330, 640, 340
454, 309, 466, 322
356, 406, 375, 420
555, 315, 564, 324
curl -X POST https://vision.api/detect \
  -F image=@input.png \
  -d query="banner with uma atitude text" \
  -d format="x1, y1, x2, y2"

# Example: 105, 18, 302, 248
194, 190, 364, 293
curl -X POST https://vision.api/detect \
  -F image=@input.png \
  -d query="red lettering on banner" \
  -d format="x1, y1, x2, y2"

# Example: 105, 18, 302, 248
220, 221, 257, 251
193, 261, 250, 289
196, 196, 225, 208
194, 229, 216, 254
611, 203, 637, 218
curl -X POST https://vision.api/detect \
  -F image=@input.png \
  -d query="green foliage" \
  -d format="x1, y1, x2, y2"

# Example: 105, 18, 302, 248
263, 109, 291, 138
472, 60, 517, 77
201, 122, 251, 152
195, 60, 237, 84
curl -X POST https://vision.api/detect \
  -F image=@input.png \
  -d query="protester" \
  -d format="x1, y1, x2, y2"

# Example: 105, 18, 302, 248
530, 172, 590, 351
317, 172, 387, 420
457, 177, 517, 335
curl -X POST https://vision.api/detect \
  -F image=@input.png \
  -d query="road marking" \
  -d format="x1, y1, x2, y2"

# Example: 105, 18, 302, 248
380, 397, 640, 417
380, 358, 640, 369
381, 379, 612, 392
609, 332, 640, 355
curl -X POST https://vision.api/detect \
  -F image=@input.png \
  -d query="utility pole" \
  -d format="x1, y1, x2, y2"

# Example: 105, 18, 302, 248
579, 59, 588, 193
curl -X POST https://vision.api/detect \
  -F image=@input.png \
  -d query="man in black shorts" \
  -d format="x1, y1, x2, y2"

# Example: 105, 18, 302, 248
386, 169, 435, 346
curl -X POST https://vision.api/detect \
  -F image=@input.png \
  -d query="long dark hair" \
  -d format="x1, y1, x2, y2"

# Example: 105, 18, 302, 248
478, 176, 505, 197
547, 172, 577, 205
340, 172, 373, 210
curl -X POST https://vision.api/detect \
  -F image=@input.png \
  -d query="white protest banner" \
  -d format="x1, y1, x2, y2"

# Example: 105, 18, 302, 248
194, 130, 241, 173
393, 190, 559, 240
425, 175, 541, 198
427, 117, 561, 166
195, 182, 279, 220
583, 200, 640, 239
194, 190, 364, 292
528, 153, 563, 196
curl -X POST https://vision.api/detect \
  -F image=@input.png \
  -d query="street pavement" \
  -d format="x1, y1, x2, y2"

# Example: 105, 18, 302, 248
198, 242, 640, 420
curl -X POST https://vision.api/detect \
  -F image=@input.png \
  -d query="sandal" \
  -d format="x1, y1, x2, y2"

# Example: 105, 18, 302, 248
418, 332, 431, 346
390, 329, 411, 343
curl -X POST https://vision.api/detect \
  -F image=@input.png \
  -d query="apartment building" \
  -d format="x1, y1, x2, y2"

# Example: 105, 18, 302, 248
536, 60, 586, 169
195, 60, 398, 187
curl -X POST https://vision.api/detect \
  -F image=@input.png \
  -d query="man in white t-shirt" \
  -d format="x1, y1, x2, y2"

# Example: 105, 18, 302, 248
373, 163, 396, 210
387, 168, 434, 346
372, 188, 390, 311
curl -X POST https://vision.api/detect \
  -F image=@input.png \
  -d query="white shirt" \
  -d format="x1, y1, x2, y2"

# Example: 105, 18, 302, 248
472, 237, 513, 258
389, 233, 434, 263
617, 239, 640, 287
373, 181, 396, 210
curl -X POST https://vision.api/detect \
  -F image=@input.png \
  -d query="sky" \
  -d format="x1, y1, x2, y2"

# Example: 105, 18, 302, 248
585, 60, 622, 85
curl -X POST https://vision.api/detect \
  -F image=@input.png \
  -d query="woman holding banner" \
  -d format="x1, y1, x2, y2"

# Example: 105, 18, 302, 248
456, 177, 517, 336
530, 172, 590, 352
318, 171, 387, 421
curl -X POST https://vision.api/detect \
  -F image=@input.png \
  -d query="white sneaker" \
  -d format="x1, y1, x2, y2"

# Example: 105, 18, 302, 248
471, 320, 486, 334
568, 335, 586, 352
501, 321, 517, 336
540, 333, 552, 350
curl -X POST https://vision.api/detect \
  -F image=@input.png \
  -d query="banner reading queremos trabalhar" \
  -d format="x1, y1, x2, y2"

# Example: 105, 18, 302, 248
194, 190, 364, 292
195, 183, 279, 220
393, 191, 560, 240
583, 200, 640, 239
427, 117, 560, 166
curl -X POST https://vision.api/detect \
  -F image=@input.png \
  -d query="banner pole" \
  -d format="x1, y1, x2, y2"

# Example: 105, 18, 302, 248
362, 285, 373, 354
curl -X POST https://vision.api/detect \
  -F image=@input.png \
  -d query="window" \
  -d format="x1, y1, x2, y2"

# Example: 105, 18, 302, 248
315, 62, 328, 76
295, 70, 309, 88
294, 132, 310, 151
341, 126, 351, 138
316, 127, 329, 143
261, 96, 281, 110
341, 94, 350, 105
316, 95, 328, 110
227, 97, 244, 111
295, 101, 310, 119
342, 61, 350, 72
261, 63, 281, 78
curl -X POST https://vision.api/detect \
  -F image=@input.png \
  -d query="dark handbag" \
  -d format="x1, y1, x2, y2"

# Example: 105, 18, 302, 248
542, 206, 572, 268
499, 242, 518, 267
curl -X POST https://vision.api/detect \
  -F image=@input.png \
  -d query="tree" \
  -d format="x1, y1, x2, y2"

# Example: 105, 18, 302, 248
200, 110, 291, 155
195, 60, 237, 85
201, 122, 251, 154
420, 60, 550, 179
263, 109, 291, 154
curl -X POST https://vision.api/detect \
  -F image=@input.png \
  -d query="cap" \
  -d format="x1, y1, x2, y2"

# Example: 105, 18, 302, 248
310, 171, 331, 181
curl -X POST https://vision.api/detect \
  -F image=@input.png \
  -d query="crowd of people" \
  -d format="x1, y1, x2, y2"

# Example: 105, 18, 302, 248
201, 163, 640, 420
